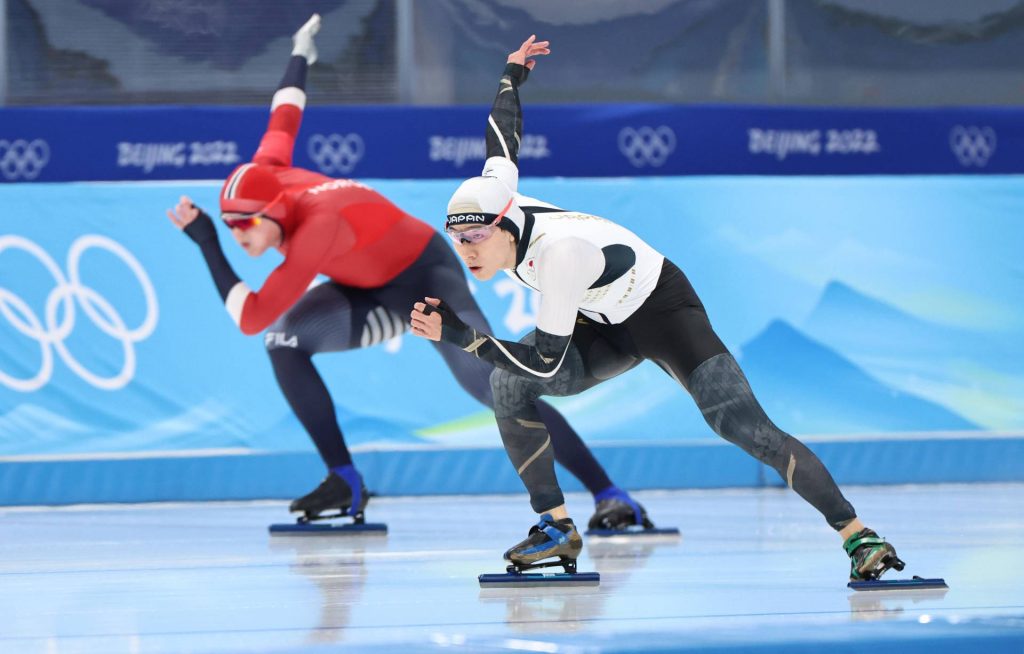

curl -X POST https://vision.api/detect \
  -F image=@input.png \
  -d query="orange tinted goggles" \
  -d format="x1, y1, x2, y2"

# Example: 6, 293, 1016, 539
221, 213, 263, 231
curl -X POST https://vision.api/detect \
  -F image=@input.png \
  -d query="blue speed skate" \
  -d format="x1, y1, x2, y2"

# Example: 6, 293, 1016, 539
479, 514, 599, 587
270, 466, 386, 535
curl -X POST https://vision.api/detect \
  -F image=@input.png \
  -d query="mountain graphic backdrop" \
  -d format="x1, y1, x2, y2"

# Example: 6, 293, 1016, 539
738, 320, 978, 435
801, 281, 1023, 430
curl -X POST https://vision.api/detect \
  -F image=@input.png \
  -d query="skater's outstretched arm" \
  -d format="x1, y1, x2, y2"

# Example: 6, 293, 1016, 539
168, 194, 343, 335
252, 13, 321, 167
481, 35, 549, 192
409, 36, 602, 381
166, 195, 242, 303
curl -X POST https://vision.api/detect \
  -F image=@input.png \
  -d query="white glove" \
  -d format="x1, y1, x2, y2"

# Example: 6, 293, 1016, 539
291, 13, 321, 64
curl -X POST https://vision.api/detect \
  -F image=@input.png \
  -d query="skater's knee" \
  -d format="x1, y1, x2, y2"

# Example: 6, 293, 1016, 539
490, 367, 543, 417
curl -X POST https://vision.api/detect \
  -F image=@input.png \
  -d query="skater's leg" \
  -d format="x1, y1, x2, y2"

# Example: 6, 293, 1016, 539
491, 323, 646, 566
625, 260, 858, 530
684, 352, 857, 529
491, 364, 569, 515
490, 322, 636, 516
266, 282, 399, 515
266, 282, 363, 469
628, 260, 902, 578
534, 400, 612, 495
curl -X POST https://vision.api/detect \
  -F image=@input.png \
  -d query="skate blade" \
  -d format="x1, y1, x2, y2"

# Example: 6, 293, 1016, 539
268, 522, 387, 535
478, 571, 600, 588
848, 576, 947, 591
585, 526, 680, 538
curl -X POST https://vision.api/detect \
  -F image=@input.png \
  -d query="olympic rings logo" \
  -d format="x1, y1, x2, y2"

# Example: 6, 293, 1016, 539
0, 139, 50, 180
949, 126, 996, 167
308, 133, 365, 175
618, 126, 676, 168
0, 235, 158, 392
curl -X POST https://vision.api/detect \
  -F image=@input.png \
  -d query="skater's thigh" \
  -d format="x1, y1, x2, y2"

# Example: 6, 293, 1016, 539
503, 320, 639, 400
571, 319, 644, 390
632, 306, 728, 389
267, 281, 408, 354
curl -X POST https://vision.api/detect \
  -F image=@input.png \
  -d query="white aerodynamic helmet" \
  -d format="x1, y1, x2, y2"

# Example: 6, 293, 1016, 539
445, 157, 526, 241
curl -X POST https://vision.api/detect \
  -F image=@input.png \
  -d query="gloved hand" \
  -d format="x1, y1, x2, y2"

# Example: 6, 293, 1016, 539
167, 195, 218, 245
182, 208, 218, 245
292, 13, 321, 64
412, 298, 479, 349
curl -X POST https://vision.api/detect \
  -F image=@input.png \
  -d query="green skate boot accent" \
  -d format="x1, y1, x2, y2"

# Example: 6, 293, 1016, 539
843, 528, 905, 581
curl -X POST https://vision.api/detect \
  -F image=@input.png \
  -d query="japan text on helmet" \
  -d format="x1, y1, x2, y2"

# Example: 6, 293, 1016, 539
446, 158, 525, 241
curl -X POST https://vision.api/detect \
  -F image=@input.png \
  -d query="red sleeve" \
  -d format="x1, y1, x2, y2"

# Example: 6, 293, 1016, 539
237, 217, 355, 335
252, 54, 309, 167
253, 104, 302, 167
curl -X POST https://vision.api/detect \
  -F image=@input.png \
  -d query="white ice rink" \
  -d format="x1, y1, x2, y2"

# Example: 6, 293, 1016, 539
2, 483, 1022, 653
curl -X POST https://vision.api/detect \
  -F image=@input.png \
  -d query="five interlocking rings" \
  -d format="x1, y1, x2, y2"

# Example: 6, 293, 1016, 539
0, 139, 50, 180
308, 133, 365, 175
949, 126, 996, 167
0, 235, 159, 392
618, 126, 676, 168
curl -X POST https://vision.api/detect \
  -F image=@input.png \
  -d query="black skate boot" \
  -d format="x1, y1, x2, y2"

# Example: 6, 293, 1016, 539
289, 466, 369, 524
588, 495, 654, 532
586, 487, 680, 536
844, 528, 905, 581
503, 514, 583, 574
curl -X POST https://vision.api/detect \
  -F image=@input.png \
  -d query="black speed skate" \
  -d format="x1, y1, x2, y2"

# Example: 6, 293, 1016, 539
270, 467, 386, 535
289, 472, 369, 522
588, 497, 654, 531
479, 514, 598, 587
585, 489, 680, 537
844, 528, 904, 581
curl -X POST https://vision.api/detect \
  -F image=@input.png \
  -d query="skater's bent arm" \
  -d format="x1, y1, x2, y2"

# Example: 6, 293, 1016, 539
168, 196, 244, 312
233, 220, 351, 335
412, 239, 600, 382
411, 299, 573, 382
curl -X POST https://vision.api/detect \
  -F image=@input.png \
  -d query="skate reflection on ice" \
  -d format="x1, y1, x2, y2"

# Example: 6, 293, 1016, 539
847, 587, 950, 622
478, 585, 603, 632
585, 532, 680, 568
476, 533, 677, 632
268, 536, 369, 644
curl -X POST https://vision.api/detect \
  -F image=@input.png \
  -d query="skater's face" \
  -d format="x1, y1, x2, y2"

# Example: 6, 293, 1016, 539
448, 224, 517, 280
223, 213, 283, 257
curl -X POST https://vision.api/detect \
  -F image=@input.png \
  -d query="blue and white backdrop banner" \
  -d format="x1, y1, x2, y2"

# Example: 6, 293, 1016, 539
0, 104, 1020, 182
2, 175, 1022, 458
